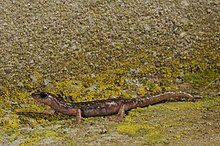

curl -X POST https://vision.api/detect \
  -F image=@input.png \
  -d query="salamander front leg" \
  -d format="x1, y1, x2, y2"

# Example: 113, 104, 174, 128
115, 105, 125, 121
69, 108, 82, 125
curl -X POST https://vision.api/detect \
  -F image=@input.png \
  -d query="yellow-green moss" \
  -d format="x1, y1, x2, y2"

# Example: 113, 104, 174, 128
19, 129, 75, 146
117, 123, 156, 135
184, 71, 220, 88
1, 114, 21, 129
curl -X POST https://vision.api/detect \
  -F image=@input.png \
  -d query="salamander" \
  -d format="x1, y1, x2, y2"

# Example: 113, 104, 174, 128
32, 90, 193, 124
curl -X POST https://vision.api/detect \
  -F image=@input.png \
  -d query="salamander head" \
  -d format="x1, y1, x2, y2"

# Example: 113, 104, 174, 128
32, 89, 57, 106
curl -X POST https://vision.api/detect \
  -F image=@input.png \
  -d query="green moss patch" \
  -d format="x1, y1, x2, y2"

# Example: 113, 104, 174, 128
184, 71, 220, 88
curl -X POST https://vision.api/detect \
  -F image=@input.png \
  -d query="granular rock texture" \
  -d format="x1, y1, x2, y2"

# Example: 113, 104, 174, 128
0, 0, 219, 87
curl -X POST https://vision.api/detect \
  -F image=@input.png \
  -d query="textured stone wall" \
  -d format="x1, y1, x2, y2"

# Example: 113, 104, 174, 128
0, 0, 219, 87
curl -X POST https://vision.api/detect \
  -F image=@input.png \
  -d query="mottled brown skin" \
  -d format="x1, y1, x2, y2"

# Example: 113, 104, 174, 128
32, 90, 193, 124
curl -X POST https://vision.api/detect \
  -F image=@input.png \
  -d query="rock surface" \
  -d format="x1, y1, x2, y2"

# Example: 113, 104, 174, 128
0, 0, 219, 87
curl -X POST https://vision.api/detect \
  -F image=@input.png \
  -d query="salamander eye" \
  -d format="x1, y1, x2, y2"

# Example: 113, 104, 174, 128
40, 91, 48, 98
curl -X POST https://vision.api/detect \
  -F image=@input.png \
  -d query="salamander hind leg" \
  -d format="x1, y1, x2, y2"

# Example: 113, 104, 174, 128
115, 105, 125, 122
69, 109, 82, 125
